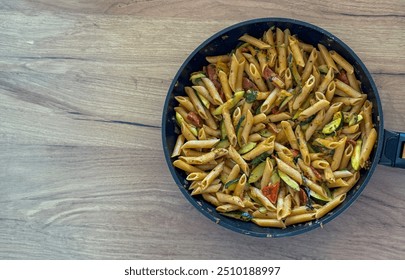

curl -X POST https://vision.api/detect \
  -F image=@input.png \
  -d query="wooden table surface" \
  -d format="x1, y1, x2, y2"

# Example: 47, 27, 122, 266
1, 0, 404, 260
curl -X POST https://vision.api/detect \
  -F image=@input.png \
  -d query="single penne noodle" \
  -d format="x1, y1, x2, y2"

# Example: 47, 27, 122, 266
202, 125, 221, 138
233, 174, 247, 198
312, 159, 330, 170
342, 124, 360, 134
232, 106, 242, 127
309, 152, 326, 161
182, 149, 205, 157
197, 163, 219, 171
277, 150, 296, 168
257, 51, 268, 75
339, 143, 354, 170
248, 133, 262, 142
267, 112, 291, 122
318, 43, 339, 72
312, 65, 321, 90
201, 77, 224, 105
327, 178, 349, 188
333, 172, 360, 197
180, 148, 227, 165
222, 104, 237, 147
260, 87, 280, 114
173, 160, 203, 173
298, 99, 329, 120
191, 183, 221, 195
324, 165, 335, 183
293, 75, 316, 110
284, 29, 291, 47
298, 41, 314, 52
332, 96, 363, 106
235, 58, 246, 91
333, 170, 353, 179
242, 136, 275, 161
285, 213, 316, 226
301, 48, 318, 82
329, 50, 354, 74
315, 193, 346, 219
265, 28, 277, 62
274, 141, 293, 157
261, 157, 274, 188
205, 55, 230, 64
216, 191, 245, 207
281, 121, 299, 150
290, 205, 317, 216
316, 66, 334, 93
362, 100, 373, 137
276, 186, 286, 220
295, 125, 311, 165
191, 85, 216, 107
181, 138, 220, 149
331, 137, 347, 171
305, 109, 325, 141
252, 211, 277, 219
180, 122, 197, 141
171, 134, 185, 158
256, 91, 271, 100
360, 128, 377, 167
325, 80, 336, 102
250, 187, 277, 211
185, 86, 208, 120
187, 172, 208, 181
279, 194, 292, 219
252, 218, 286, 228
276, 157, 302, 184
276, 28, 287, 75
314, 138, 341, 149
239, 33, 271, 49
250, 123, 266, 134
347, 71, 361, 92
253, 113, 267, 125
202, 193, 221, 207
297, 158, 318, 182
289, 36, 305, 67
241, 110, 254, 146
334, 79, 362, 98
175, 96, 196, 113
216, 203, 241, 213
218, 70, 233, 101
228, 145, 250, 176
228, 53, 240, 92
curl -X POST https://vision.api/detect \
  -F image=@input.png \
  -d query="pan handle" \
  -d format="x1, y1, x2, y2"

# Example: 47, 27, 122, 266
379, 129, 405, 168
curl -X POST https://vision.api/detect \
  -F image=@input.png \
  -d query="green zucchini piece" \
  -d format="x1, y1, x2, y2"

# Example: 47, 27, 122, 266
220, 211, 252, 222
278, 170, 300, 191
238, 142, 257, 154
322, 111, 343, 135
351, 139, 362, 171
248, 161, 266, 184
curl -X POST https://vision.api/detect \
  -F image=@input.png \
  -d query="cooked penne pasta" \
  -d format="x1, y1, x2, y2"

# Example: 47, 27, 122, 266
171, 27, 377, 228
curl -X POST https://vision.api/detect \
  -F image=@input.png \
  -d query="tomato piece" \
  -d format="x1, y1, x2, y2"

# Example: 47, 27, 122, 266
299, 188, 308, 205
186, 111, 203, 128
290, 149, 300, 158
262, 182, 280, 204
310, 166, 323, 180
337, 70, 350, 85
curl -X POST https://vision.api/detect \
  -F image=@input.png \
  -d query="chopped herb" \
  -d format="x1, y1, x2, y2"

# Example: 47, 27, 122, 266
245, 90, 258, 103
224, 178, 240, 189
251, 152, 270, 166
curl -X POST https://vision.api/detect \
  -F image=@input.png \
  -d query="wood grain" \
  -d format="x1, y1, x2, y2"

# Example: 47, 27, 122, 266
0, 0, 404, 259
